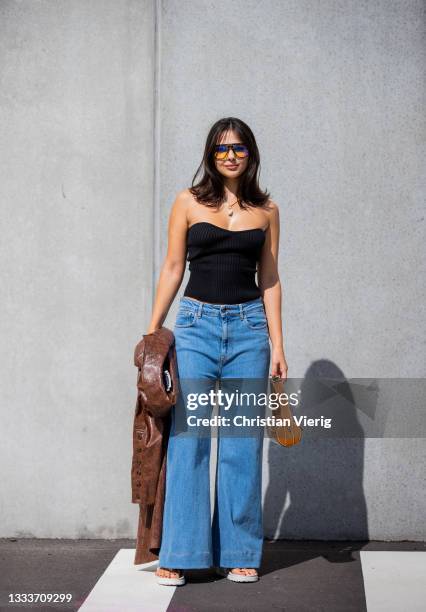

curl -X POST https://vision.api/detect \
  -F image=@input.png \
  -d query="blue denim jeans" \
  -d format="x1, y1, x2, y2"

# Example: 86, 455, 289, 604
158, 296, 271, 569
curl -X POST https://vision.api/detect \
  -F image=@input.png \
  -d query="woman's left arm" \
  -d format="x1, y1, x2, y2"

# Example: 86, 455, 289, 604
258, 201, 288, 380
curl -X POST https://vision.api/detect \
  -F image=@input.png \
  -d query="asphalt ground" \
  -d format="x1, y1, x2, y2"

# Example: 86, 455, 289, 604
1, 539, 425, 611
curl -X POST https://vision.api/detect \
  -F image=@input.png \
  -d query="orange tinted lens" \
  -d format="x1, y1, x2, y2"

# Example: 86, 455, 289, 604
234, 146, 248, 158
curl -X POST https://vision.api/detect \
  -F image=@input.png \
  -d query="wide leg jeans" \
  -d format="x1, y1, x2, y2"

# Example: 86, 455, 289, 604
158, 296, 271, 569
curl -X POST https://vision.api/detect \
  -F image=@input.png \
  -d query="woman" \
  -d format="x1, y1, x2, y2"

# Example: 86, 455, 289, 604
146, 117, 287, 586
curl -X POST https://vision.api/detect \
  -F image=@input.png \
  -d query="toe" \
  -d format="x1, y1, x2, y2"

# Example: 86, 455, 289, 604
229, 567, 258, 577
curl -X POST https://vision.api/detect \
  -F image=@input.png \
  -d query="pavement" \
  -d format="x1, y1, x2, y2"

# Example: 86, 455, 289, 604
1, 539, 425, 611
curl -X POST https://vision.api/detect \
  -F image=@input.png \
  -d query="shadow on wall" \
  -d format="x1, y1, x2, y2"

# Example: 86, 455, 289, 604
263, 360, 369, 571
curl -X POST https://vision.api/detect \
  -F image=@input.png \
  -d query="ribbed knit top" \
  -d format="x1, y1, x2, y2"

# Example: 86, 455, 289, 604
183, 222, 266, 304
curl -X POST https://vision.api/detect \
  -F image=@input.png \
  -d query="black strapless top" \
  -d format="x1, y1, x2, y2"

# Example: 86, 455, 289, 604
183, 222, 266, 304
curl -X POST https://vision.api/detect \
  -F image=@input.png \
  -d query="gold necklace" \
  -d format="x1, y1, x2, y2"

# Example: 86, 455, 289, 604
227, 198, 239, 216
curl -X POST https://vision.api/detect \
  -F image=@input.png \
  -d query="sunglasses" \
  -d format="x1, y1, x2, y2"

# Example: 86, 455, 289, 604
214, 143, 249, 160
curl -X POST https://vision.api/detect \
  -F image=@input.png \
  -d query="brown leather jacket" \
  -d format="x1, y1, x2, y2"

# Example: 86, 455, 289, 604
131, 327, 179, 564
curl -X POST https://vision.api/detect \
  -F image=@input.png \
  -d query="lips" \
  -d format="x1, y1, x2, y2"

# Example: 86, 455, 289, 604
225, 165, 239, 169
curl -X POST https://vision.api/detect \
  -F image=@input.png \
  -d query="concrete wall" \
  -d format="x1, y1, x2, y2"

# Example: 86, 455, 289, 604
0, 0, 155, 538
0, 0, 424, 540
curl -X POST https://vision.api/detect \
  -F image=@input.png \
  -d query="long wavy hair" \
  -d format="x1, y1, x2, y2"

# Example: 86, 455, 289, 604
189, 117, 270, 210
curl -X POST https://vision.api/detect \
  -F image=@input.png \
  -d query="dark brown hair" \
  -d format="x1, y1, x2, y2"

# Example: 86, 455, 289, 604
189, 117, 270, 210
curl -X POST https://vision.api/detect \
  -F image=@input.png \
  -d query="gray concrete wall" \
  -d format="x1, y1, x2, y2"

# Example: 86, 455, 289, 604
0, 0, 155, 538
0, 0, 424, 541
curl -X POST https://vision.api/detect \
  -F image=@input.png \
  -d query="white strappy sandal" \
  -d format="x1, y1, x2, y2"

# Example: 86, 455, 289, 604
155, 568, 186, 586
215, 567, 259, 582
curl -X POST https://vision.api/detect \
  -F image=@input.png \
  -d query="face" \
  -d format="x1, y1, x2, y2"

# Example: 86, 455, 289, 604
214, 129, 249, 180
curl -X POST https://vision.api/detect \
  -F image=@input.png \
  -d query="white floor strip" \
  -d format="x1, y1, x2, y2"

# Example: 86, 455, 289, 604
360, 551, 426, 612
78, 549, 175, 612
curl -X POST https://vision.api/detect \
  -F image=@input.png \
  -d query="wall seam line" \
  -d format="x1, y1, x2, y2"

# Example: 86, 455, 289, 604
152, 0, 161, 310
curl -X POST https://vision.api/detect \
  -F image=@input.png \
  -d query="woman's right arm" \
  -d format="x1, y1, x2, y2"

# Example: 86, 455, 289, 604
146, 190, 189, 333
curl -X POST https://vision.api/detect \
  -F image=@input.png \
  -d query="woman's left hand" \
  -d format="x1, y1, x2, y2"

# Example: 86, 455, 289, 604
271, 346, 288, 381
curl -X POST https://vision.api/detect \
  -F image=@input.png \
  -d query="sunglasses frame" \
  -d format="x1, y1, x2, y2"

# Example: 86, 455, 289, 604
214, 143, 250, 160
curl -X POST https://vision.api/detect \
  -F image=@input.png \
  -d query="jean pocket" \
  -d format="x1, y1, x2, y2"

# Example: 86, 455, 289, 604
174, 308, 197, 328
243, 306, 268, 330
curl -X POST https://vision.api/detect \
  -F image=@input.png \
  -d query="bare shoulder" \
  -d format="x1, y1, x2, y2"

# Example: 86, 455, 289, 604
170, 188, 193, 221
263, 198, 280, 229
174, 188, 193, 208
266, 198, 279, 213
176, 187, 194, 201
177, 188, 203, 223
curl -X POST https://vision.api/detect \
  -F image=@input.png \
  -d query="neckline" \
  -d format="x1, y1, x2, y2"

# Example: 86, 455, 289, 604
188, 221, 266, 234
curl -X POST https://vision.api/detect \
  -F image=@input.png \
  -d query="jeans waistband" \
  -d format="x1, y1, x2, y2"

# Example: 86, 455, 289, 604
179, 295, 264, 317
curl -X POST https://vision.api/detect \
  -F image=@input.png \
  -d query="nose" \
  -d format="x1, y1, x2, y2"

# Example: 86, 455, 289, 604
227, 147, 235, 161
